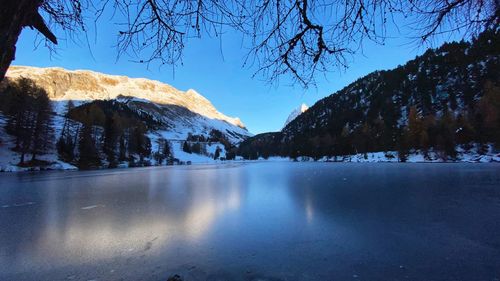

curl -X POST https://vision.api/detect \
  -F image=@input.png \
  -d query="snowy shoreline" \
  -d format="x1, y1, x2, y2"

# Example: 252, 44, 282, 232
2, 150, 498, 173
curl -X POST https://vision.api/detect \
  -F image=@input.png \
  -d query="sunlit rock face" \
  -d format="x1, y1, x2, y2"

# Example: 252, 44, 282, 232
6, 65, 246, 129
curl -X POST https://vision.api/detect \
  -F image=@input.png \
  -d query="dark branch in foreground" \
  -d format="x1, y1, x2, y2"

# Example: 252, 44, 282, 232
0, 0, 498, 87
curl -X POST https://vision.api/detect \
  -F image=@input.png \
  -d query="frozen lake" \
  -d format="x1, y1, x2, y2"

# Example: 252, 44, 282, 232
1, 162, 499, 280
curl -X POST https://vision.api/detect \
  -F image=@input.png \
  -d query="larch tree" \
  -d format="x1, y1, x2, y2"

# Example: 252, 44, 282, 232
128, 123, 151, 164
29, 84, 53, 162
3, 78, 53, 165
407, 106, 423, 149
57, 100, 76, 163
103, 112, 123, 168
77, 118, 101, 169
476, 80, 500, 147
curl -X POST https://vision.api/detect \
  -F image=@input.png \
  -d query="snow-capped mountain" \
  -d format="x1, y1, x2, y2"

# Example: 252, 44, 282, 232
283, 103, 308, 129
6, 66, 251, 144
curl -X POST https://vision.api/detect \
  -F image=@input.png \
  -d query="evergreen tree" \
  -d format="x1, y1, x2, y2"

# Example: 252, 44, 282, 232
103, 113, 122, 168
226, 149, 236, 160
420, 128, 430, 159
3, 78, 54, 165
436, 109, 457, 160
214, 146, 221, 160
407, 106, 423, 150
182, 141, 192, 154
455, 113, 475, 149
397, 128, 410, 162
77, 121, 101, 169
164, 139, 171, 158
339, 124, 353, 155
191, 142, 202, 154
61, 100, 74, 138
154, 138, 168, 165
128, 123, 151, 165
29, 87, 53, 162
5, 78, 33, 164
476, 80, 500, 147
57, 100, 76, 163
87, 104, 105, 143
118, 134, 127, 162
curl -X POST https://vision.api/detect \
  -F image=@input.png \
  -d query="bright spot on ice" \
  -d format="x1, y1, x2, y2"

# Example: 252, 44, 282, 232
81, 205, 99, 210
1, 202, 35, 208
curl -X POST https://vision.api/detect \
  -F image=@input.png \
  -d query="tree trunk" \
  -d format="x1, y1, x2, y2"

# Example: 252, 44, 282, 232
0, 0, 32, 81
0, 0, 57, 82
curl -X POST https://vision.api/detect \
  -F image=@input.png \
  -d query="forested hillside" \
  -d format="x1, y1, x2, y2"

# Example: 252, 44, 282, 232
239, 30, 500, 161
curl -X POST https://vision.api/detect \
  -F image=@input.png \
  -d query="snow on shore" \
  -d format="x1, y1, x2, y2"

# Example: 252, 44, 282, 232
258, 145, 500, 163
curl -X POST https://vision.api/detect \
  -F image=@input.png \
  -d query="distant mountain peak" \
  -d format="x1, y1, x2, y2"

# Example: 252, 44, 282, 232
283, 103, 308, 128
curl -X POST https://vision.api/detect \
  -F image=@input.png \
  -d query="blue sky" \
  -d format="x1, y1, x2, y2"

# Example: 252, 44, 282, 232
13, 15, 455, 134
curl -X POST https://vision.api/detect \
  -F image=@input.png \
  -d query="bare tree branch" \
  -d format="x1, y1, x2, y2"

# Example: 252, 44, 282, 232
1, 0, 498, 87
